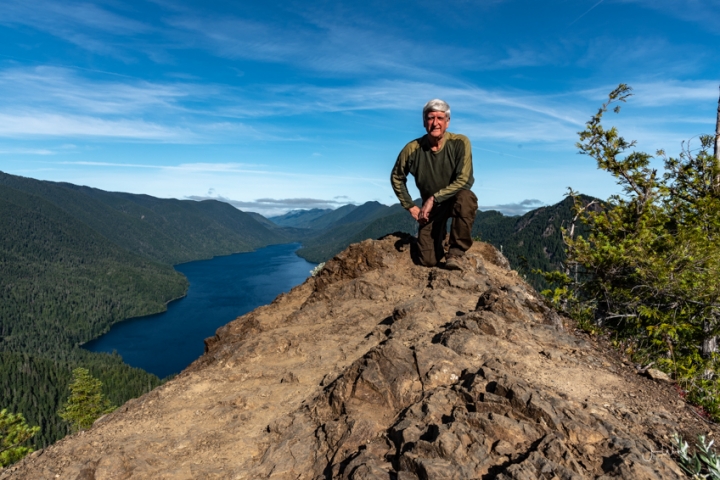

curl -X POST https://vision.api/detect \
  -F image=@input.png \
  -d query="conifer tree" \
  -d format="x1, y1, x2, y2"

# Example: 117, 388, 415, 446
0, 409, 39, 467
58, 368, 115, 432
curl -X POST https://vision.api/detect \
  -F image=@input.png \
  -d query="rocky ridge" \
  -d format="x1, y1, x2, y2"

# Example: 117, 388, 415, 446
2, 234, 710, 479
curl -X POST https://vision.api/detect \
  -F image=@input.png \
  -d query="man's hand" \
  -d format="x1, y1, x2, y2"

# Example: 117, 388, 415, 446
409, 197, 435, 225
419, 196, 434, 223
408, 206, 421, 222
408, 206, 429, 225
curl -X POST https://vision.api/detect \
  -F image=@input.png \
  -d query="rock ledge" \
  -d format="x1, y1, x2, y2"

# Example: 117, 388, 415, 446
1, 235, 700, 479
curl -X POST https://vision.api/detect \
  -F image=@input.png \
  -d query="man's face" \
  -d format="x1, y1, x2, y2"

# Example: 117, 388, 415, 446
424, 111, 450, 140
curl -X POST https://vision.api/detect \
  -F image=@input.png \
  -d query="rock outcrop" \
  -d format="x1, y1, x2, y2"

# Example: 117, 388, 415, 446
2, 234, 709, 479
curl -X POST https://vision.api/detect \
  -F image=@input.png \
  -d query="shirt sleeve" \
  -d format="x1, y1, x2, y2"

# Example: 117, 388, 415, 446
432, 135, 474, 203
390, 144, 417, 210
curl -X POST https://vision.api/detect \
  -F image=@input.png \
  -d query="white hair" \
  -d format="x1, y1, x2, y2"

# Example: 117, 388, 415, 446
422, 99, 451, 120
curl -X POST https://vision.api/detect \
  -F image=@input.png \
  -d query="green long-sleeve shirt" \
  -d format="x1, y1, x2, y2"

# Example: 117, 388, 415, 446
390, 132, 474, 210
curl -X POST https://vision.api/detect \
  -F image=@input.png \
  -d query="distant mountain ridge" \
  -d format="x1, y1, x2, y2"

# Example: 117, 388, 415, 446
0, 168, 582, 452
268, 208, 335, 228
0, 172, 289, 264
280, 197, 581, 290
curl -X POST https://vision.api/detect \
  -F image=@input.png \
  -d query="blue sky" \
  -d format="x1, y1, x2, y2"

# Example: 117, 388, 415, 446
0, 0, 718, 216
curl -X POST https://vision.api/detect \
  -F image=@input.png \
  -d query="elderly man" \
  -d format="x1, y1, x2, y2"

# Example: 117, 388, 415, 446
390, 99, 478, 270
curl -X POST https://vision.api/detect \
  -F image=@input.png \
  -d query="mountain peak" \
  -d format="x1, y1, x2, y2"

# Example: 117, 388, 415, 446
3, 234, 702, 478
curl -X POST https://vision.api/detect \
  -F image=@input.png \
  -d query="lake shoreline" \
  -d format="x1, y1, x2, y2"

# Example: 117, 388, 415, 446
83, 243, 315, 378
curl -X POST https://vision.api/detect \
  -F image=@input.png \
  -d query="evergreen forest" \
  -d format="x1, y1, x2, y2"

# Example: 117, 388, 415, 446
0, 168, 577, 452
285, 196, 581, 291
0, 172, 289, 447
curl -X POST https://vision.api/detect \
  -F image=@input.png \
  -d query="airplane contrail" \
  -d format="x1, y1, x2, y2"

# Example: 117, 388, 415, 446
569, 0, 606, 26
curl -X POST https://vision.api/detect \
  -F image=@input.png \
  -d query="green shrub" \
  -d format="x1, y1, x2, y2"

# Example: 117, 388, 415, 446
542, 84, 720, 418
0, 409, 39, 467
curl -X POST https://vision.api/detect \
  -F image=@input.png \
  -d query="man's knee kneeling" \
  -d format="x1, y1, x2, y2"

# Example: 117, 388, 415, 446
418, 251, 438, 267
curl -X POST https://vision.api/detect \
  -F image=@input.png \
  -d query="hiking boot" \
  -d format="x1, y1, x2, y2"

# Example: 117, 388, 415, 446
444, 255, 464, 271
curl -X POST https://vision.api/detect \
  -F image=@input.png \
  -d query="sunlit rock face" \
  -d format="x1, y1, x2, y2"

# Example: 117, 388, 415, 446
1, 234, 693, 479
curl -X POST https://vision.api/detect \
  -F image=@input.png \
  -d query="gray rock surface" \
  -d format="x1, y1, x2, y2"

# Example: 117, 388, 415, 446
1, 234, 697, 479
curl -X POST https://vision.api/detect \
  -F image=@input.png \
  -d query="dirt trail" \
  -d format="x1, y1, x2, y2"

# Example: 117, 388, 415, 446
2, 235, 714, 479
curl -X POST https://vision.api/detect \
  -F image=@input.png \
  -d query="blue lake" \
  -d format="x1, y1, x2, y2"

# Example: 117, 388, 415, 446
84, 243, 315, 379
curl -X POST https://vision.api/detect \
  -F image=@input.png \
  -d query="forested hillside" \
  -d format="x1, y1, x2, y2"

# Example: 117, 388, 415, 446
0, 172, 292, 448
295, 203, 408, 262
0, 172, 289, 264
268, 208, 335, 228
291, 197, 581, 291
0, 168, 580, 449
0, 186, 188, 354
473, 196, 588, 288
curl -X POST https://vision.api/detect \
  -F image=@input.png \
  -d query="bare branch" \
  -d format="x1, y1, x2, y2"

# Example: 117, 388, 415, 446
567, 199, 598, 240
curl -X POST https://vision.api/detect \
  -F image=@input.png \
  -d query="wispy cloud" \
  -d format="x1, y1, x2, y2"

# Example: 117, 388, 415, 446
627, 80, 719, 107
0, 112, 192, 140
252, 198, 345, 206
1, 0, 488, 76
0, 66, 201, 140
0, 60, 713, 155
1, 64, 712, 151
164, 8, 477, 77
0, 0, 151, 56
58, 161, 272, 172
0, 0, 564, 76
0, 66, 202, 115
480, 199, 546, 216
0, 148, 55, 155
55, 161, 387, 185
185, 195, 350, 216
0, 66, 588, 144
251, 80, 588, 126
60, 161, 168, 168
0, 0, 148, 34
0, 67, 285, 141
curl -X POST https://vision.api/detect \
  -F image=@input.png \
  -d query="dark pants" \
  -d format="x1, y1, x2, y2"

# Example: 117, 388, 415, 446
417, 189, 478, 267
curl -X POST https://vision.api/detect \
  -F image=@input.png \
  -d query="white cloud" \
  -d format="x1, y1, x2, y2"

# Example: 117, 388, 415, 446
0, 112, 192, 140
54, 160, 387, 184
186, 195, 351, 216
0, 148, 55, 155
0, 65, 712, 152
0, 67, 290, 142
0, 66, 202, 115
224, 80, 590, 145
627, 81, 719, 107
480, 199, 546, 216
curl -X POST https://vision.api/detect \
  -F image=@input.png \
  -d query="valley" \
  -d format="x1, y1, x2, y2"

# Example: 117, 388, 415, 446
0, 170, 575, 449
